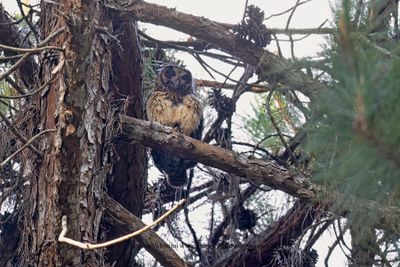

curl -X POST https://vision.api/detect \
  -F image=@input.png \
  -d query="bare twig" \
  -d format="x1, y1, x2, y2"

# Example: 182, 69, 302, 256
324, 235, 341, 267
0, 53, 31, 82
0, 54, 23, 61
5, 77, 26, 95
0, 43, 62, 53
0, 110, 43, 157
0, 129, 56, 170
303, 219, 334, 254
268, 27, 334, 35
0, 98, 18, 113
139, 30, 238, 64
195, 79, 271, 93
37, 26, 66, 47
58, 199, 186, 250
16, 0, 39, 41
266, 89, 297, 163
285, 0, 301, 30
0, 77, 56, 99
265, 0, 312, 21
183, 203, 204, 263
325, 222, 350, 267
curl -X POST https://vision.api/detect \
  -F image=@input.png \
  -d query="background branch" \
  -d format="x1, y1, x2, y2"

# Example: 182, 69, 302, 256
105, 0, 326, 98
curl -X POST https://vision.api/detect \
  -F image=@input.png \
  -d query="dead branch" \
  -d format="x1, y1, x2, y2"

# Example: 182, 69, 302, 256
0, 110, 42, 157
268, 27, 334, 35
0, 53, 31, 82
195, 79, 271, 93
59, 197, 185, 252
0, 77, 56, 99
104, 0, 326, 98
104, 196, 188, 267
0, 5, 37, 90
209, 185, 257, 247
0, 129, 56, 170
0, 43, 63, 53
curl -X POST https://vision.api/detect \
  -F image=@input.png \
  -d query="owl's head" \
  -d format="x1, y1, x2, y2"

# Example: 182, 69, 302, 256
155, 65, 193, 95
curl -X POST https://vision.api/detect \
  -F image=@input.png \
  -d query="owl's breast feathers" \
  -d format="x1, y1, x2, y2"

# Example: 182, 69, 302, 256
146, 91, 203, 137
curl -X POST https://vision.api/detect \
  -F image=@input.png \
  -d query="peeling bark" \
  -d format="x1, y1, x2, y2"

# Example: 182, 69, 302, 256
25, 0, 115, 265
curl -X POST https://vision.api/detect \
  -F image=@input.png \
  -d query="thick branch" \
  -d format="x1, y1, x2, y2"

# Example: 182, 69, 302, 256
121, 116, 400, 233
105, 0, 326, 98
104, 196, 187, 267
121, 115, 317, 199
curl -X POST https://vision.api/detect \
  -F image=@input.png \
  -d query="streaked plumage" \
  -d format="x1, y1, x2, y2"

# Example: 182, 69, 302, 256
146, 65, 203, 187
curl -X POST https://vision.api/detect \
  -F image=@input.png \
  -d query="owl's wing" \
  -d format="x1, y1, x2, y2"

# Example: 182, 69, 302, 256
151, 150, 188, 187
189, 114, 203, 140
147, 92, 204, 188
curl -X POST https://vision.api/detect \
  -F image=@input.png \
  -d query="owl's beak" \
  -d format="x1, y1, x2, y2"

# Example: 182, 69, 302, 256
171, 77, 180, 89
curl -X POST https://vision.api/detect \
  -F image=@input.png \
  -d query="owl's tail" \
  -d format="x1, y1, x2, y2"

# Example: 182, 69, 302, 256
166, 171, 188, 188
151, 149, 190, 187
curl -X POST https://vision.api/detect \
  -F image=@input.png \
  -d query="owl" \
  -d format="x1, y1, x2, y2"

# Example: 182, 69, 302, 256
146, 65, 203, 187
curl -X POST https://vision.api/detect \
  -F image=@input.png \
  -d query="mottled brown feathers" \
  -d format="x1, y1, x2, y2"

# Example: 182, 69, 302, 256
146, 65, 203, 187
146, 91, 202, 136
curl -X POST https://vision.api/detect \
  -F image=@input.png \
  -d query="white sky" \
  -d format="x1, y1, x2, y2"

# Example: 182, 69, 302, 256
1, 0, 349, 266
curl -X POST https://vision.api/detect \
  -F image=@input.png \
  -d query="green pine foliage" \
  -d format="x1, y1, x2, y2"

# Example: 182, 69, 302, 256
243, 0, 400, 232
306, 1, 400, 215
244, 92, 301, 152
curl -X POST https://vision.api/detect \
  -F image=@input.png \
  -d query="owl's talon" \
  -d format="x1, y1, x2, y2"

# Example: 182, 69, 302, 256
172, 125, 181, 133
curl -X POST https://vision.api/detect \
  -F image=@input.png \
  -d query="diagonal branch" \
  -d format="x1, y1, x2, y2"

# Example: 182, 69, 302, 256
0, 110, 43, 158
104, 0, 326, 98
121, 115, 400, 233
105, 196, 187, 267
121, 115, 317, 199
0, 129, 56, 170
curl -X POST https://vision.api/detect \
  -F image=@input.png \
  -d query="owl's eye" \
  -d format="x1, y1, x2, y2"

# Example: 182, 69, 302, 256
181, 73, 192, 83
164, 67, 176, 78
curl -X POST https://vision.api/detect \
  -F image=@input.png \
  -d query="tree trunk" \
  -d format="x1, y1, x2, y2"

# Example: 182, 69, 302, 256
104, 13, 147, 266
17, 1, 146, 265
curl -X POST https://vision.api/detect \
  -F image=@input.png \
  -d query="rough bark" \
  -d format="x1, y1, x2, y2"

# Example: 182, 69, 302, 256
104, 0, 326, 98
121, 115, 319, 199
104, 195, 187, 267
121, 115, 400, 233
22, 1, 114, 265
104, 10, 147, 266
